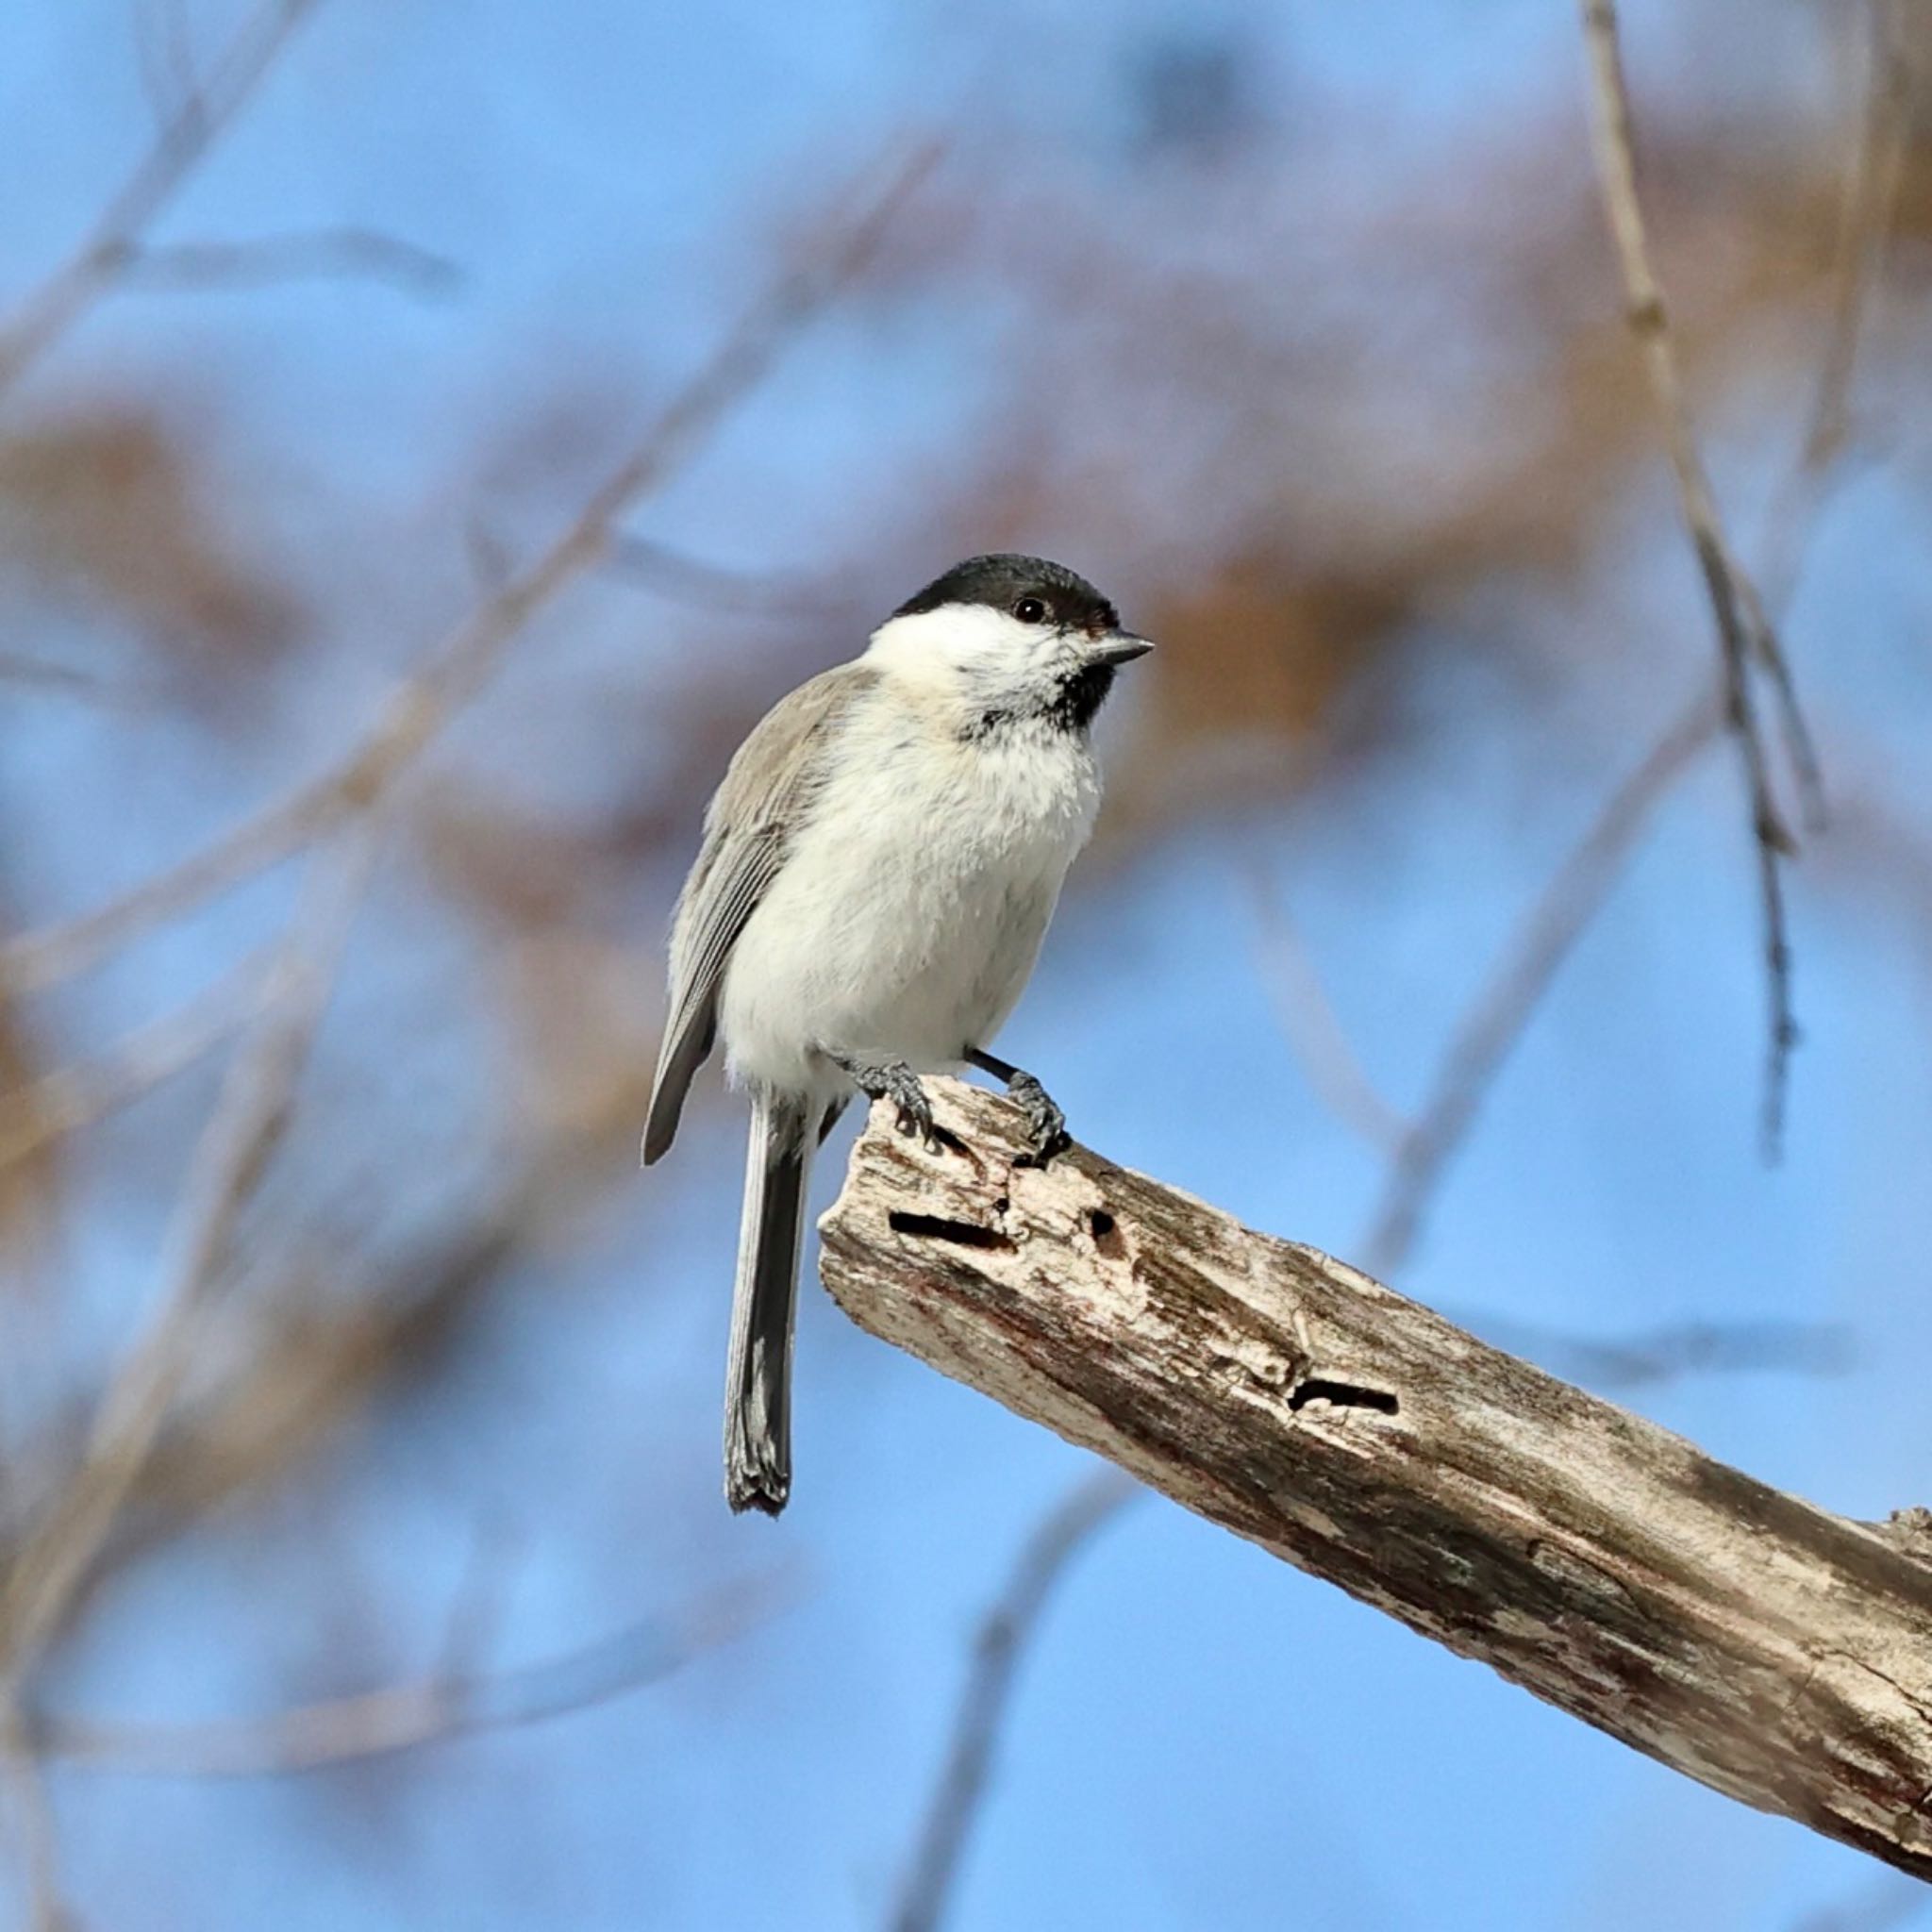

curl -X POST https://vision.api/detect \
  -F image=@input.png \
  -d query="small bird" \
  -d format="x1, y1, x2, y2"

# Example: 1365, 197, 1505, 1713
642, 554, 1153, 1514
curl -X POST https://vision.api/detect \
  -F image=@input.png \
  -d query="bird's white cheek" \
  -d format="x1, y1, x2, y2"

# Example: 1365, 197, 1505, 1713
865, 606, 1043, 688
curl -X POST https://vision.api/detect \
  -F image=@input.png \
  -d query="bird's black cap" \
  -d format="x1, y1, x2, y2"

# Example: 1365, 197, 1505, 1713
892, 554, 1119, 634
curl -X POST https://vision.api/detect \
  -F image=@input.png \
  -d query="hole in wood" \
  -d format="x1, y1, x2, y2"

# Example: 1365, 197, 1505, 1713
1087, 1208, 1126, 1258
1289, 1377, 1399, 1416
888, 1210, 1016, 1252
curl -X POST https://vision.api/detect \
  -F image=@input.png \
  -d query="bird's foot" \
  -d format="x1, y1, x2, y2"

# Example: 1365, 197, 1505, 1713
834, 1054, 940, 1153
964, 1047, 1072, 1166
1007, 1070, 1069, 1168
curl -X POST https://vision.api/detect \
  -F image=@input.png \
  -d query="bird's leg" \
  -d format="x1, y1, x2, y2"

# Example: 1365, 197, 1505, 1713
826, 1051, 939, 1152
966, 1048, 1069, 1166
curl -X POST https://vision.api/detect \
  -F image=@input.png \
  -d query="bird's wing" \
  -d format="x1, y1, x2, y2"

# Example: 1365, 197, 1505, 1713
641, 661, 876, 1164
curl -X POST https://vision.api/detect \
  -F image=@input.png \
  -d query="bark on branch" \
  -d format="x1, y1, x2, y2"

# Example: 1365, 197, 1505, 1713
818, 1082, 1932, 1882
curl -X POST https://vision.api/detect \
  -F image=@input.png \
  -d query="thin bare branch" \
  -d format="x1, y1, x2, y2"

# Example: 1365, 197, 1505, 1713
134, 0, 205, 134
0, 951, 270, 1176
1759, 0, 1914, 622
0, 657, 113, 704
1352, 3, 1907, 1267
605, 532, 851, 620
0, 0, 325, 400
1362, 689, 1720, 1277
891, 1468, 1136, 1932
1243, 859, 1408, 1157
1, 1712, 73, 1931
1461, 1313, 1856, 1393
0, 817, 383, 1677
1579, 0, 1809, 1153
35, 1575, 782, 1778
0, 138, 941, 999
115, 228, 462, 299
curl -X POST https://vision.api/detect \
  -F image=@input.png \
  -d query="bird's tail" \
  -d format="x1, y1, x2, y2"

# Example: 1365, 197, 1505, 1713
724, 1091, 812, 1515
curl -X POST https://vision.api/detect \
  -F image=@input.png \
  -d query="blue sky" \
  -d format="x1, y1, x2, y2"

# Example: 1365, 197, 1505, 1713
3, 2, 1930, 1928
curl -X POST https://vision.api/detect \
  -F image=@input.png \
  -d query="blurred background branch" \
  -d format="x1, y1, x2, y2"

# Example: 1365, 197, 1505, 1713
0, 0, 324, 401
35, 1573, 783, 1778
1, 0, 1928, 1925
110, 227, 462, 300
890, 1469, 1139, 1932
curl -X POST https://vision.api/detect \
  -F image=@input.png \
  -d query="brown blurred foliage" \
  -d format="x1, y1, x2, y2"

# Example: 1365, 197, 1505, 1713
0, 404, 301, 675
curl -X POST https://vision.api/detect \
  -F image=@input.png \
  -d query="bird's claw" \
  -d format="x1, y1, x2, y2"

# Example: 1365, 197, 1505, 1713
829, 1052, 942, 1153
883, 1068, 941, 1153
1008, 1072, 1069, 1168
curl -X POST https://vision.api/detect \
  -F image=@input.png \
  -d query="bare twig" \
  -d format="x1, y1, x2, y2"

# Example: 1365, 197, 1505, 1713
1243, 860, 1408, 1157
891, 1470, 1137, 1932
34, 1574, 782, 1778
0, 821, 380, 1903
115, 228, 461, 299
1362, 689, 1721, 1277
604, 533, 852, 620
1460, 1313, 1856, 1392
1, 1713, 73, 1931
0, 0, 325, 400
0, 1047, 664, 1607
0, 951, 271, 1175
0, 139, 941, 999
0, 819, 383, 1677
1579, 0, 1810, 1153
134, 0, 204, 134
1759, 0, 1913, 621
1357, 1, 1908, 1269
0, 657, 113, 704
0, 794, 334, 999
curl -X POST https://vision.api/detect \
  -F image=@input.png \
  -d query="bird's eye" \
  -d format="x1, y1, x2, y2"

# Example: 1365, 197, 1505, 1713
1013, 596, 1048, 625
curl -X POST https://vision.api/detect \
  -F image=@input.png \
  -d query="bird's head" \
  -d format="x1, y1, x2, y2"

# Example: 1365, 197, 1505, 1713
866, 554, 1153, 735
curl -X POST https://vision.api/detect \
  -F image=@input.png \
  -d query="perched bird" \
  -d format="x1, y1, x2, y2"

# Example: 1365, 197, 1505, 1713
642, 555, 1153, 1514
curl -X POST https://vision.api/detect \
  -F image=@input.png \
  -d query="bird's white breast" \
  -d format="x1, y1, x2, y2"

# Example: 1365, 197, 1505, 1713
718, 684, 1099, 1096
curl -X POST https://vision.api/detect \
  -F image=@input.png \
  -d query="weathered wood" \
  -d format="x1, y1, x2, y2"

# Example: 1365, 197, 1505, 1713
818, 1081, 1932, 1881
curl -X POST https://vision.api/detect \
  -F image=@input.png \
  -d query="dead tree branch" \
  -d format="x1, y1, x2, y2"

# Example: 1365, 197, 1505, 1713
886, 24, 1909, 1921
824, 1082, 1932, 1884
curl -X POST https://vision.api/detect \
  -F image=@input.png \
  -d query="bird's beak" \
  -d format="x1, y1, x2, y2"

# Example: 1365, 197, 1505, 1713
1086, 631, 1155, 668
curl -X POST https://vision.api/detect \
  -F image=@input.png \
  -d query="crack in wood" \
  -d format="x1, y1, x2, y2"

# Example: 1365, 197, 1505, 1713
887, 1209, 1016, 1253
